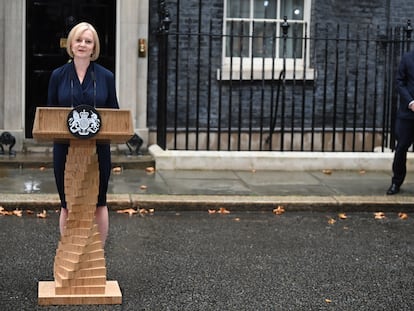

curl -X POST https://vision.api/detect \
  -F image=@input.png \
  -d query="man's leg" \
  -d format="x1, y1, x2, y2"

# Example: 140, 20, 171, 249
388, 118, 414, 194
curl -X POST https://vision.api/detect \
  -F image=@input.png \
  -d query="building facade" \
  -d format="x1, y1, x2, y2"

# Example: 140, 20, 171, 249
0, 0, 149, 152
1, 0, 414, 152
146, 0, 414, 151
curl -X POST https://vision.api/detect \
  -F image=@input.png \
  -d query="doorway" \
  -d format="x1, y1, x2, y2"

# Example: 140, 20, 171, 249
25, 0, 116, 138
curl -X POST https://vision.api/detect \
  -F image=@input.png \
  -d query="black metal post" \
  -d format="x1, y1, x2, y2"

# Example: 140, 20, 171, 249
405, 19, 412, 51
280, 16, 289, 151
156, 0, 171, 149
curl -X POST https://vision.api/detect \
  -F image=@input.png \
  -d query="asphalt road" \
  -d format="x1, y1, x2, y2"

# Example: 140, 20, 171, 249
0, 210, 413, 310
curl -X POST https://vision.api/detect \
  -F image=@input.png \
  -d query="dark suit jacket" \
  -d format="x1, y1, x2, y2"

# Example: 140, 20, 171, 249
47, 61, 119, 109
396, 51, 414, 120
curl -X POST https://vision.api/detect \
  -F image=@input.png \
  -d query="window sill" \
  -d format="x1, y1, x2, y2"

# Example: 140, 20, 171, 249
217, 67, 315, 81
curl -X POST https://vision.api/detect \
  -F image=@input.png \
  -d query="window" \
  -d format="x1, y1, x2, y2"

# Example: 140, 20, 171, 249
221, 0, 312, 80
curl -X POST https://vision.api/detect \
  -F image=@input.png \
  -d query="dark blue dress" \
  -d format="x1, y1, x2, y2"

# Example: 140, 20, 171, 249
47, 61, 119, 208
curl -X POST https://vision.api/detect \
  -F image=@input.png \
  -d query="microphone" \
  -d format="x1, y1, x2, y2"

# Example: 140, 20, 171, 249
91, 69, 96, 108
70, 76, 74, 108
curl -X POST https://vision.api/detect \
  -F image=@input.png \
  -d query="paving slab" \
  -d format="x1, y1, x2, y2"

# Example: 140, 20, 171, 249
0, 152, 413, 212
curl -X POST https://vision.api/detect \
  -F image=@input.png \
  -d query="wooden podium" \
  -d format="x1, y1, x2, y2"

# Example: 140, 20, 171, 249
33, 107, 133, 305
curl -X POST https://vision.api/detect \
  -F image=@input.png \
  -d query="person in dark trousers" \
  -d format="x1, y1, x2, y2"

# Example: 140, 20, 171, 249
47, 22, 119, 244
387, 50, 414, 195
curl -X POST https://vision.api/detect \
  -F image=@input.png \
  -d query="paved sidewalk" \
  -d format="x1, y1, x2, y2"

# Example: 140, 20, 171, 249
1, 153, 414, 212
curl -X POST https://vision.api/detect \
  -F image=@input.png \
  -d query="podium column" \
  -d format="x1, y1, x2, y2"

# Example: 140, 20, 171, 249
33, 107, 133, 306
38, 139, 122, 305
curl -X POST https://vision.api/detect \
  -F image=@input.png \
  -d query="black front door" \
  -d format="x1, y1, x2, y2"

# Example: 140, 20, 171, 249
25, 0, 116, 138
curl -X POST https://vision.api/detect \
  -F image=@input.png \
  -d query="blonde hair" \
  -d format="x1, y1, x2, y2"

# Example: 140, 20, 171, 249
66, 22, 100, 61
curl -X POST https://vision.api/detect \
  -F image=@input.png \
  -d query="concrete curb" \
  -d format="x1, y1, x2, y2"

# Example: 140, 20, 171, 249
148, 144, 414, 171
1, 193, 414, 213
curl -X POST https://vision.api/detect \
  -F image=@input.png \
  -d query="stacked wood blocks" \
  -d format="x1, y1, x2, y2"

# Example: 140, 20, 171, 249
54, 141, 106, 295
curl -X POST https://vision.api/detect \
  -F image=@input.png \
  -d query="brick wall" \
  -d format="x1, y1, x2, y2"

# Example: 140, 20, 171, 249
147, 0, 412, 150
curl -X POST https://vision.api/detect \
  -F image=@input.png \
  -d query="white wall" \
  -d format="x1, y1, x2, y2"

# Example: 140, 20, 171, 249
117, 0, 149, 150
0, 0, 24, 148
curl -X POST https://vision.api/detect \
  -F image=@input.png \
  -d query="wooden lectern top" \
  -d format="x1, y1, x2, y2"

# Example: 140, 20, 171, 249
32, 107, 134, 143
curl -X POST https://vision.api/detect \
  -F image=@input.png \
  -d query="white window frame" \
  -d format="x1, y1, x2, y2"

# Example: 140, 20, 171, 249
219, 0, 313, 80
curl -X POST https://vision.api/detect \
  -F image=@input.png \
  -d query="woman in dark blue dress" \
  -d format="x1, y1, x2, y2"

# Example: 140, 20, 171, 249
47, 22, 119, 246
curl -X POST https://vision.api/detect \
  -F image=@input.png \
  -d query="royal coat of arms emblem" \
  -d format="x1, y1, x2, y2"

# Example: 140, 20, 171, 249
67, 105, 101, 138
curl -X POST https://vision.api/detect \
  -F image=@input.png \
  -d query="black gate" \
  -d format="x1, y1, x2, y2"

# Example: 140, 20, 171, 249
154, 2, 413, 152
25, 0, 116, 138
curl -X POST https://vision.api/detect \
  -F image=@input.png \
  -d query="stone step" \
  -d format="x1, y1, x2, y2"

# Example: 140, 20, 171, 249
0, 152, 155, 169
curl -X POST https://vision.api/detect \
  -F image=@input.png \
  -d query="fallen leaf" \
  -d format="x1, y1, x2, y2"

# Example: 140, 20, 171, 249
13, 209, 23, 217
37, 210, 47, 218
398, 212, 408, 220
208, 209, 216, 214
145, 167, 155, 174
234, 218, 241, 222
327, 217, 336, 225
325, 299, 332, 303
359, 169, 366, 174
26, 210, 34, 215
117, 208, 138, 216
0, 207, 13, 216
112, 166, 122, 174
374, 212, 386, 220
139, 208, 149, 214
148, 209, 155, 214
322, 169, 332, 175
0, 206, 6, 216
140, 185, 148, 190
273, 205, 286, 215
338, 213, 348, 219
217, 207, 230, 214
39, 166, 46, 171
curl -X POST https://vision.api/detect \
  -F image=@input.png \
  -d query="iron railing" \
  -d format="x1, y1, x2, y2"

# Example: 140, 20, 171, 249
156, 2, 413, 152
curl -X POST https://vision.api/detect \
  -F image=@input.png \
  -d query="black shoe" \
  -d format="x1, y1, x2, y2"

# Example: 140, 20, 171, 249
386, 184, 400, 195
